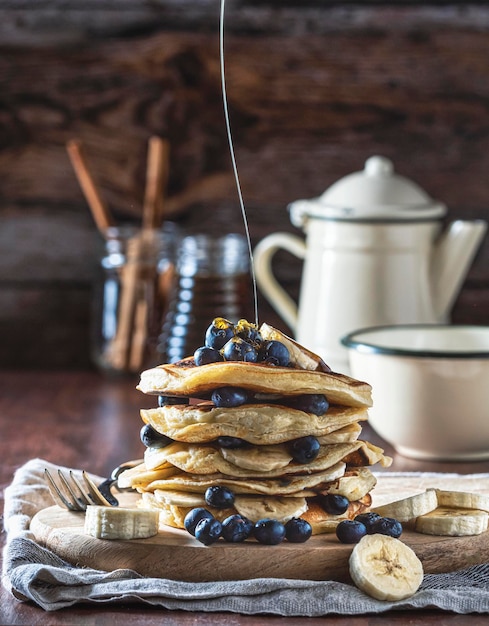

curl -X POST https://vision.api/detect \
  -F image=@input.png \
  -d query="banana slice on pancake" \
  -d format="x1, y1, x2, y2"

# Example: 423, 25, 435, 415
233, 495, 308, 523
138, 360, 372, 408
140, 404, 367, 445
259, 323, 330, 372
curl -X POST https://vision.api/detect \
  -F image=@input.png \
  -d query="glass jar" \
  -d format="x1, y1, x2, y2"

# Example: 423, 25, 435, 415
158, 233, 254, 363
92, 225, 177, 375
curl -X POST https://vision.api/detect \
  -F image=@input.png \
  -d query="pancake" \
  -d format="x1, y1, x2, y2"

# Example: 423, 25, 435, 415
137, 359, 372, 408
140, 404, 367, 445
143, 440, 390, 477
130, 466, 376, 502
140, 490, 372, 533
134, 462, 348, 495
301, 494, 372, 534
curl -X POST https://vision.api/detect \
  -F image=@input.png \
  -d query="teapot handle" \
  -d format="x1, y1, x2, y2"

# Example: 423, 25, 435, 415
253, 232, 306, 332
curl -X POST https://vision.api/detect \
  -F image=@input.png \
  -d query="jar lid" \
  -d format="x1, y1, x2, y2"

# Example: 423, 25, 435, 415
289, 156, 447, 226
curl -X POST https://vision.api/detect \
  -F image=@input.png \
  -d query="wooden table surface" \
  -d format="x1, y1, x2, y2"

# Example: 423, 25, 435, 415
1, 370, 488, 626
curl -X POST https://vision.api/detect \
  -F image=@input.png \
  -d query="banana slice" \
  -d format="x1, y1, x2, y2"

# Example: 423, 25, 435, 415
84, 505, 160, 540
349, 534, 424, 601
372, 489, 438, 522
415, 507, 488, 536
234, 495, 307, 523
435, 489, 489, 513
259, 322, 330, 372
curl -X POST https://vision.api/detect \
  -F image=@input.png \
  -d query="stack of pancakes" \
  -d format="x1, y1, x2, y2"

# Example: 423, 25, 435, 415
119, 328, 392, 534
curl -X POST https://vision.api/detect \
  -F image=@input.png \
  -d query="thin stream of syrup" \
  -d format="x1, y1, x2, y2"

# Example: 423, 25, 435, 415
220, 0, 259, 328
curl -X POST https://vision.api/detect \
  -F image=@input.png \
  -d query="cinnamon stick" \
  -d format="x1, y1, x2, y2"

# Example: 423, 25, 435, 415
66, 139, 115, 234
142, 136, 170, 230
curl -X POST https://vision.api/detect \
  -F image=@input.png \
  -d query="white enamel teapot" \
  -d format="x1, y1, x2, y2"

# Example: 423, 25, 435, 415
254, 156, 487, 373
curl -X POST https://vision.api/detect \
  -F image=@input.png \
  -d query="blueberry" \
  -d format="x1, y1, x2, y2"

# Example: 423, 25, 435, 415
221, 514, 253, 542
204, 485, 235, 509
354, 511, 382, 534
318, 494, 350, 515
289, 436, 321, 464
288, 394, 329, 416
336, 519, 367, 544
216, 436, 248, 449
222, 337, 258, 362
257, 340, 290, 367
184, 507, 214, 536
157, 395, 189, 407
194, 517, 222, 545
234, 319, 262, 345
194, 346, 224, 366
253, 519, 286, 545
370, 516, 403, 538
284, 518, 312, 543
205, 318, 235, 350
139, 424, 173, 448
211, 387, 249, 408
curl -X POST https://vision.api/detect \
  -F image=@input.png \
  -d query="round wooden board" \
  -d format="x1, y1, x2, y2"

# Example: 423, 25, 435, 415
30, 493, 489, 583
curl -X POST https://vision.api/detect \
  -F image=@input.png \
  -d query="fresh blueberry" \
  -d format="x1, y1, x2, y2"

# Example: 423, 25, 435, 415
205, 318, 235, 350
139, 424, 173, 448
221, 514, 253, 542
318, 494, 350, 516
336, 519, 367, 544
184, 507, 214, 536
194, 517, 222, 545
370, 516, 403, 538
194, 346, 224, 366
253, 519, 286, 545
234, 319, 262, 345
257, 340, 290, 367
222, 337, 258, 362
354, 511, 382, 534
204, 485, 235, 509
284, 518, 312, 543
288, 394, 329, 416
211, 386, 249, 408
157, 395, 189, 406
289, 436, 321, 464
216, 436, 248, 449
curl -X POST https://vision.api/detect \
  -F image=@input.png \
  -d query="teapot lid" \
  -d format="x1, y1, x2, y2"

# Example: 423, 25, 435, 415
289, 156, 447, 226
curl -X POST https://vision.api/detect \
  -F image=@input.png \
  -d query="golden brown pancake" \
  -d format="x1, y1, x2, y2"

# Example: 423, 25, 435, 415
140, 490, 372, 534
140, 404, 367, 445
137, 359, 372, 408
143, 440, 391, 477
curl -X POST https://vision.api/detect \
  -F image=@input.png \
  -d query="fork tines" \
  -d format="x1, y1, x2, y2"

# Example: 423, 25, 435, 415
44, 468, 112, 512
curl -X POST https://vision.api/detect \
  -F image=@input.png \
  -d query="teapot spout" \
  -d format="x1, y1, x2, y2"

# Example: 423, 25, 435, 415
432, 220, 487, 320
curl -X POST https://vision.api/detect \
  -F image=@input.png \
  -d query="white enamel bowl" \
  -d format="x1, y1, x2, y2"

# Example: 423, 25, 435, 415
342, 325, 489, 461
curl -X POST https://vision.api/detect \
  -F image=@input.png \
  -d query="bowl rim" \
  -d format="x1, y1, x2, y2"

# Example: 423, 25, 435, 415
341, 324, 489, 359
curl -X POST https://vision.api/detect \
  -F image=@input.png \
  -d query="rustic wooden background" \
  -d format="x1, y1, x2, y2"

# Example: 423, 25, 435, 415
1, 0, 488, 368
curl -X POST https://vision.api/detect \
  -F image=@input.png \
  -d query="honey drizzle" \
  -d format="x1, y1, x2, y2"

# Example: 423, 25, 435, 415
220, 0, 259, 327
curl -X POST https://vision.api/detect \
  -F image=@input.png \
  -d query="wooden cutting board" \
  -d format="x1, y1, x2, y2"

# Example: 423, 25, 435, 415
30, 491, 489, 583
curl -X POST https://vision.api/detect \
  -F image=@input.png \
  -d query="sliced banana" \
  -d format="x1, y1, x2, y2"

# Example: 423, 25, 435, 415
349, 534, 424, 601
415, 507, 488, 536
220, 444, 292, 472
234, 495, 307, 523
372, 489, 438, 522
259, 322, 330, 372
84, 505, 160, 540
435, 489, 489, 513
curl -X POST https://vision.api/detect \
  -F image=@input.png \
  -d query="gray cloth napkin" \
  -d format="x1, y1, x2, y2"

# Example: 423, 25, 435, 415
2, 458, 489, 615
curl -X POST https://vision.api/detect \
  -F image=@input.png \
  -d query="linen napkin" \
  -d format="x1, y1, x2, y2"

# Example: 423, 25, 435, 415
2, 458, 489, 615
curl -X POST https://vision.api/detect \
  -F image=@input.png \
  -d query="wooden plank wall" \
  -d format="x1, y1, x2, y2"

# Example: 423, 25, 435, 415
1, 1, 488, 368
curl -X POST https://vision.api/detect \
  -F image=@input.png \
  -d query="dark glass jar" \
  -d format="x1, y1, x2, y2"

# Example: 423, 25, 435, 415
92, 225, 177, 374
158, 233, 254, 363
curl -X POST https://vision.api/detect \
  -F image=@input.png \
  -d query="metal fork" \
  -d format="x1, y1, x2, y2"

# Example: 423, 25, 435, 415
45, 460, 142, 512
